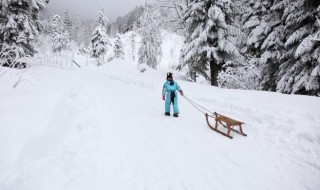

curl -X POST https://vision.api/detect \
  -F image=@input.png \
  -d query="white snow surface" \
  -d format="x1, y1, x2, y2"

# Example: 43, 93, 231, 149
0, 59, 320, 190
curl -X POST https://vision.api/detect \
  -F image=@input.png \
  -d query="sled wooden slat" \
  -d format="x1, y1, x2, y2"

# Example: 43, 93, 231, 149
205, 112, 247, 139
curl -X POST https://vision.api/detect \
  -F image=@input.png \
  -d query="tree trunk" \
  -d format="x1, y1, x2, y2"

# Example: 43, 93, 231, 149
210, 59, 218, 86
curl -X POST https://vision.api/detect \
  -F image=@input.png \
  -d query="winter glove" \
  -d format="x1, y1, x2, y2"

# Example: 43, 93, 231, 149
162, 94, 165, 101
179, 90, 184, 96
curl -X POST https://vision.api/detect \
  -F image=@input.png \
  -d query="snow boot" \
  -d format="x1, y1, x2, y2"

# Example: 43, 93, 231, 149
165, 112, 170, 116
173, 113, 179, 117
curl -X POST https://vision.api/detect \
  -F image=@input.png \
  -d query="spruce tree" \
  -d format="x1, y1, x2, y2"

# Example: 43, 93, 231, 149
180, 0, 242, 86
50, 15, 69, 53
240, 0, 285, 91
90, 8, 111, 66
114, 33, 125, 59
0, 0, 49, 67
62, 10, 72, 37
72, 16, 81, 45
274, 0, 320, 95
138, 7, 162, 69
130, 32, 136, 61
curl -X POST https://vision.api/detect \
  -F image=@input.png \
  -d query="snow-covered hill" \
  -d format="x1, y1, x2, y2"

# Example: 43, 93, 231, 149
0, 60, 319, 190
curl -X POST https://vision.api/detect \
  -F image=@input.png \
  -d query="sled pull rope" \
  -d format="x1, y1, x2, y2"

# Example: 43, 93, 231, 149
182, 95, 214, 116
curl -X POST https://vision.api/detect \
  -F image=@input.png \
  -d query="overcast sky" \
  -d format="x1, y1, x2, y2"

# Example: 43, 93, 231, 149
44, 0, 146, 22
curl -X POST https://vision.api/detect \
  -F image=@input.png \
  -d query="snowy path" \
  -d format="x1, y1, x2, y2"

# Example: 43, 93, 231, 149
1, 61, 320, 190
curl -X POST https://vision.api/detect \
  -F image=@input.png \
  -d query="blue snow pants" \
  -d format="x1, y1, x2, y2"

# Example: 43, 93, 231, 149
162, 80, 181, 114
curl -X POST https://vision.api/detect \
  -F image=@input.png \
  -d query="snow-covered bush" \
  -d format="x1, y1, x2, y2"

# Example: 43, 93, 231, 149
218, 59, 260, 90
137, 63, 151, 73
0, 43, 27, 68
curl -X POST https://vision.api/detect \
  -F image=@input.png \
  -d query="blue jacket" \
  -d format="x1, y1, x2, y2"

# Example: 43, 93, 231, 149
162, 80, 181, 96
162, 80, 181, 114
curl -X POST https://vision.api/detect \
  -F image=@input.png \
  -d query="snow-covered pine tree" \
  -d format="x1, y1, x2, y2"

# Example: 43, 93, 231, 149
0, 0, 49, 67
239, 0, 284, 91
91, 8, 111, 66
79, 20, 94, 46
50, 15, 69, 53
41, 17, 51, 35
114, 33, 125, 59
37, 11, 45, 34
130, 32, 136, 61
180, 0, 242, 86
62, 10, 72, 37
274, 0, 320, 95
216, 0, 261, 90
138, 6, 162, 69
72, 16, 81, 45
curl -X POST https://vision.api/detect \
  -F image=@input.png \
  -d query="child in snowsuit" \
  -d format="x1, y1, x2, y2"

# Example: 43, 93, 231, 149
162, 72, 184, 117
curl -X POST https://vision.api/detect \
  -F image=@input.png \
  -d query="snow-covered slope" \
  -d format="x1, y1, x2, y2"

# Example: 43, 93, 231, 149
0, 60, 320, 190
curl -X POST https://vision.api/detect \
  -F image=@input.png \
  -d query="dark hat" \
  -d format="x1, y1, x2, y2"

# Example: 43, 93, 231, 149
166, 72, 173, 80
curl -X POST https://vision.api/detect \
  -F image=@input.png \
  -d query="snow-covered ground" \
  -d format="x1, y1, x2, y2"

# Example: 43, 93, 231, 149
0, 59, 320, 190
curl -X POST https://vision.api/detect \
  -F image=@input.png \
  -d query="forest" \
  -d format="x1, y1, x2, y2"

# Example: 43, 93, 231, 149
0, 0, 319, 96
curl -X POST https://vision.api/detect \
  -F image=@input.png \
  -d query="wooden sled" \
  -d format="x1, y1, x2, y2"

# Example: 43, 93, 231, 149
205, 112, 247, 139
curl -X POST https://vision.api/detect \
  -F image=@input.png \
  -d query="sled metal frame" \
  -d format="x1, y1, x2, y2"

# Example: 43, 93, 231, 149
205, 112, 247, 139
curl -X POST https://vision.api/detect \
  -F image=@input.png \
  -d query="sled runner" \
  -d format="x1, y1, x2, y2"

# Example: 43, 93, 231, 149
205, 112, 247, 139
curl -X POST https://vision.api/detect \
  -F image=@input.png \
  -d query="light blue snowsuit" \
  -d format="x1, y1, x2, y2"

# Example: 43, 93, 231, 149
162, 80, 181, 114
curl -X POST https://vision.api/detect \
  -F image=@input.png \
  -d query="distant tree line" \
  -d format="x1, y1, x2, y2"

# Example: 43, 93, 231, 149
107, 6, 145, 36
